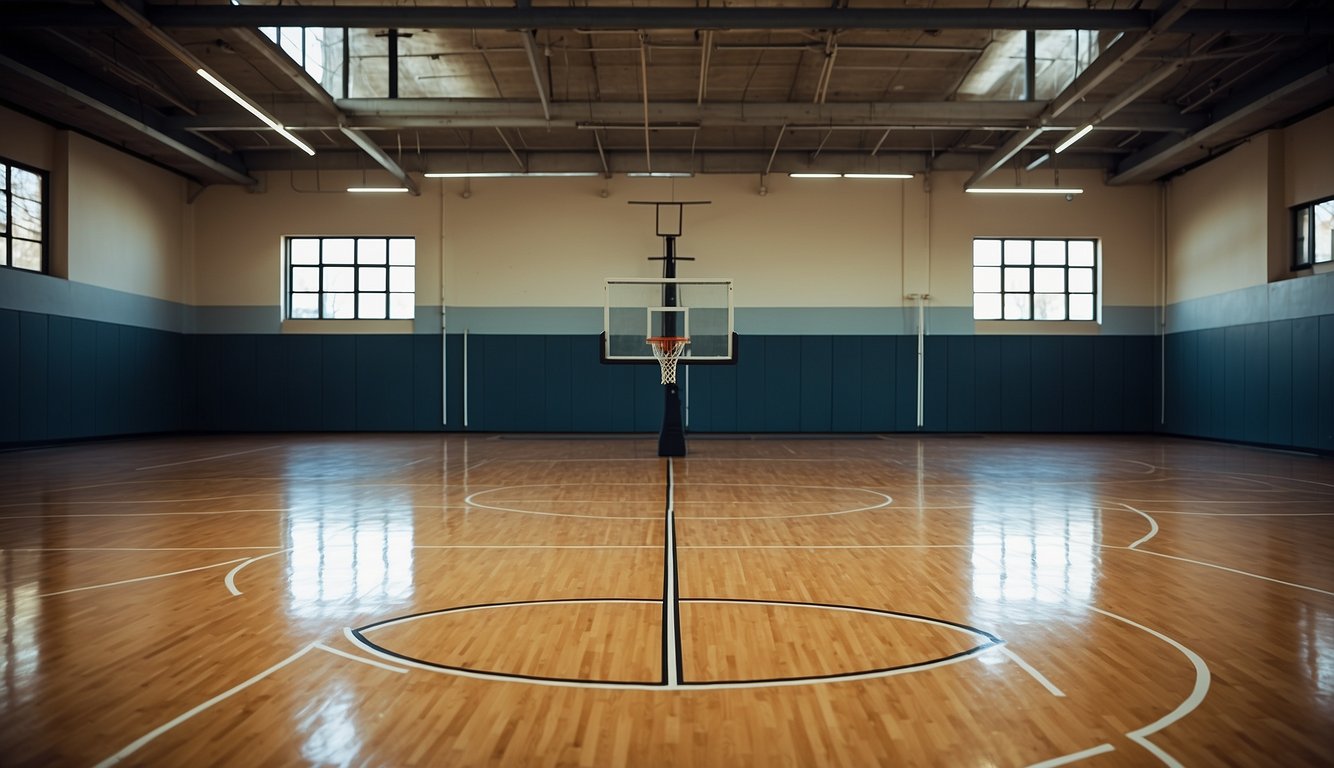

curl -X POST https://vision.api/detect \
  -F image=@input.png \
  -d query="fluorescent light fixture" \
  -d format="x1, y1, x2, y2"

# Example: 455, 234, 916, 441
627, 172, 694, 178
196, 68, 315, 156
1054, 124, 1094, 154
1024, 153, 1051, 171
843, 173, 914, 179
424, 172, 601, 178
965, 187, 1084, 195
788, 173, 841, 179
347, 186, 411, 193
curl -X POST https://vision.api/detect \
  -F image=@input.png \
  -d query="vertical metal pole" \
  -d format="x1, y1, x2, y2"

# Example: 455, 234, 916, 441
1025, 29, 1036, 101
916, 295, 925, 429
660, 234, 685, 456
462, 329, 470, 429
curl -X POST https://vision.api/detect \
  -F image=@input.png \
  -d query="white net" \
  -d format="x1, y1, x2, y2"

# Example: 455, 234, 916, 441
649, 338, 690, 385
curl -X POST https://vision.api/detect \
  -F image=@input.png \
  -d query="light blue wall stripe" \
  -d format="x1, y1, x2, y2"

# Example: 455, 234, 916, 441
0, 269, 186, 332
190, 306, 280, 334
10, 260, 1313, 339
1167, 270, 1334, 333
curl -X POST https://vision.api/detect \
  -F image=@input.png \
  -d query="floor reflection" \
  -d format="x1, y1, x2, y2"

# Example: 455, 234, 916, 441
0, 556, 39, 710
970, 501, 1099, 604
284, 484, 414, 619
298, 681, 363, 768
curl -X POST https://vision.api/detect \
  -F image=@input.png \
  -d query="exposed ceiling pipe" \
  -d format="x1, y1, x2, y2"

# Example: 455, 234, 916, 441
697, 30, 714, 106
518, 30, 552, 122
640, 32, 652, 173
593, 130, 611, 178
764, 125, 786, 176
493, 127, 526, 171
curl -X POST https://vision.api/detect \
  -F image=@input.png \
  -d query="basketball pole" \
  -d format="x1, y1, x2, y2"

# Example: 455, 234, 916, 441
657, 232, 687, 457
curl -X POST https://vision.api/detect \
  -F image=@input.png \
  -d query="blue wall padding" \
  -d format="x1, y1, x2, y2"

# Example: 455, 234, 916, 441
3, 310, 1331, 451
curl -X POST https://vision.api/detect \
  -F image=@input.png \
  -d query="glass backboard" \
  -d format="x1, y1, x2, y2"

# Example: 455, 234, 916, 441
603, 278, 734, 362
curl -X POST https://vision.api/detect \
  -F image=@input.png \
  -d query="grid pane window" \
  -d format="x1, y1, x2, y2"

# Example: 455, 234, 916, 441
0, 157, 47, 274
287, 236, 415, 320
1292, 197, 1334, 269
973, 238, 1097, 321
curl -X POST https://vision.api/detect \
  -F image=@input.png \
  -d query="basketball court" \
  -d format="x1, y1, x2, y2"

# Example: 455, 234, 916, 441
3, 4, 1334, 767
1, 432, 1331, 765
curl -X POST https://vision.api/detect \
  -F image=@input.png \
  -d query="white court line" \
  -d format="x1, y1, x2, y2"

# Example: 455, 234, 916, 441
0, 495, 277, 509
412, 545, 658, 550
93, 643, 317, 768
1148, 511, 1334, 517
0, 508, 291, 520
1111, 546, 1334, 598
6, 546, 281, 552
225, 549, 291, 596
39, 557, 250, 598
1089, 607, 1211, 768
135, 445, 281, 471
998, 646, 1066, 697
1026, 743, 1116, 768
1118, 503, 1160, 549
313, 642, 408, 674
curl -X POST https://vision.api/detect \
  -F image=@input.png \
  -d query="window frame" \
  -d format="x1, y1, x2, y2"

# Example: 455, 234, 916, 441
0, 155, 50, 275
972, 237, 1099, 322
1291, 195, 1334, 270
284, 236, 416, 321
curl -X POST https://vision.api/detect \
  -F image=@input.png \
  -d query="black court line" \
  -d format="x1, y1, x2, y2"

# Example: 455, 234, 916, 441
662, 458, 684, 686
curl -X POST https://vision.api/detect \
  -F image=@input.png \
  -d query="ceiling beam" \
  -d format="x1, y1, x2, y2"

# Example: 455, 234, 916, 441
8, 5, 1331, 33
243, 147, 1114, 175
964, 0, 1198, 189
299, 100, 1196, 133
339, 125, 421, 194
232, 28, 420, 193
0, 51, 256, 186
1109, 54, 1334, 185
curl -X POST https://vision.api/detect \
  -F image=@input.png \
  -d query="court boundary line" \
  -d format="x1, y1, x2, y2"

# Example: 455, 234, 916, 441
39, 556, 249, 598
225, 549, 292, 596
1119, 503, 1160, 549
998, 646, 1066, 697
134, 445, 281, 471
93, 643, 317, 768
1026, 743, 1116, 767
1089, 607, 1211, 768
1110, 546, 1334, 598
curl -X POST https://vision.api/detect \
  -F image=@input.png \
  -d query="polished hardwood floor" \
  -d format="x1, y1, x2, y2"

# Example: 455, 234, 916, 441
1, 433, 1331, 766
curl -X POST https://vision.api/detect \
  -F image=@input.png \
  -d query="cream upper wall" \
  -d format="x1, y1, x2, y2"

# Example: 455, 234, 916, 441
1165, 135, 1270, 303
0, 108, 55, 170
441, 173, 901, 308
1285, 107, 1334, 206
197, 168, 1161, 312
66, 134, 188, 302
0, 105, 188, 303
192, 171, 444, 306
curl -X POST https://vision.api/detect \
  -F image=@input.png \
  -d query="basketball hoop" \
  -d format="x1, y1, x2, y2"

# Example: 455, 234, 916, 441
647, 336, 690, 385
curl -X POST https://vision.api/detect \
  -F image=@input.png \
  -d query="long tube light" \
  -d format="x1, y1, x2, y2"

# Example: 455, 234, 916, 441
965, 187, 1084, 195
1053, 124, 1094, 154
196, 68, 315, 156
424, 172, 601, 178
347, 187, 411, 193
790, 172, 913, 179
